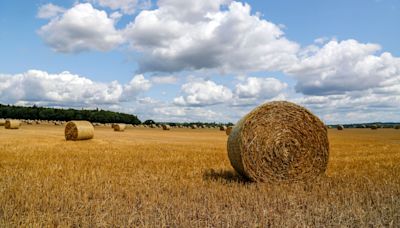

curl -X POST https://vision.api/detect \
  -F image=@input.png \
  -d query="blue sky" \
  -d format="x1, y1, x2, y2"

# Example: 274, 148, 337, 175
0, 0, 399, 123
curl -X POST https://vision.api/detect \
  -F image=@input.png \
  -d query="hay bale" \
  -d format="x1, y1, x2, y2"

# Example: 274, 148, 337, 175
65, 121, 94, 141
370, 124, 378, 130
227, 101, 329, 183
337, 125, 344, 130
220, 125, 227, 131
113, 124, 126, 132
162, 124, 171, 130
191, 125, 198, 129
0, 119, 6, 126
5, 120, 21, 129
394, 125, 400, 130
226, 126, 233, 135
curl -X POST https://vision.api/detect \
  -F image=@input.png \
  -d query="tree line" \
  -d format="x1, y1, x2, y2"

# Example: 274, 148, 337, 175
0, 104, 141, 124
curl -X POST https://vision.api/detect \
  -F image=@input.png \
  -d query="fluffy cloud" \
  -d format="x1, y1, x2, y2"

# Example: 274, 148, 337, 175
38, 3, 124, 53
37, 3, 66, 19
174, 80, 233, 106
122, 74, 152, 99
125, 1, 299, 72
151, 75, 178, 84
86, 0, 151, 14
0, 70, 150, 106
235, 77, 287, 99
288, 39, 400, 95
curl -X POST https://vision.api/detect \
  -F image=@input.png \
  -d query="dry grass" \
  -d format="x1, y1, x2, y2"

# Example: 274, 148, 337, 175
0, 125, 399, 227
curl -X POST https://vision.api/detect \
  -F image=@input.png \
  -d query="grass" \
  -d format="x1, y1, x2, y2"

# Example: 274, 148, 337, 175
0, 125, 399, 226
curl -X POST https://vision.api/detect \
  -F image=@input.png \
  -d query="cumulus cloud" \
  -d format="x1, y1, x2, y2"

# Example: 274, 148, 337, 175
288, 39, 400, 95
0, 70, 151, 106
235, 77, 287, 99
125, 1, 299, 73
122, 74, 152, 99
151, 75, 178, 84
38, 3, 124, 53
174, 79, 233, 106
37, 3, 66, 19
86, 0, 151, 14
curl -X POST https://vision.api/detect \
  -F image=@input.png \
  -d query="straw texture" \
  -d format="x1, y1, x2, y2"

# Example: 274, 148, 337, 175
0, 119, 5, 126
162, 124, 171, 130
5, 120, 20, 129
113, 124, 126, 132
226, 126, 233, 135
227, 101, 329, 183
65, 121, 94, 141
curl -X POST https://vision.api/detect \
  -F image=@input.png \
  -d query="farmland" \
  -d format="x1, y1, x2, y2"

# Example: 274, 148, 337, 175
1, 125, 399, 226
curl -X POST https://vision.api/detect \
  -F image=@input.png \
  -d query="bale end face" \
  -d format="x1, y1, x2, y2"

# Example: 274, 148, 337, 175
65, 121, 94, 141
227, 101, 329, 183
113, 124, 126, 132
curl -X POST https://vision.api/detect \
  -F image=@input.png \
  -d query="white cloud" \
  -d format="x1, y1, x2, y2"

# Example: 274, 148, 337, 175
287, 39, 400, 95
37, 3, 66, 19
124, 1, 299, 73
38, 3, 124, 53
0, 70, 151, 106
151, 75, 178, 84
86, 0, 151, 14
235, 77, 287, 99
122, 74, 152, 99
174, 79, 233, 106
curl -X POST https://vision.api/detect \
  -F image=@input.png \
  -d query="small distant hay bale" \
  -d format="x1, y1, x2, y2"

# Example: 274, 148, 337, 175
113, 124, 126, 132
65, 121, 94, 141
337, 125, 344, 130
394, 125, 400, 129
226, 126, 233, 135
5, 120, 21, 129
227, 101, 329, 183
162, 124, 171, 130
370, 124, 378, 130
0, 119, 6, 126
220, 125, 227, 131
191, 125, 198, 129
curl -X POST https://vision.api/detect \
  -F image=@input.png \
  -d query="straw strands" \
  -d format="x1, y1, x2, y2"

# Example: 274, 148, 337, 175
227, 101, 329, 183
64, 121, 94, 141
5, 120, 21, 129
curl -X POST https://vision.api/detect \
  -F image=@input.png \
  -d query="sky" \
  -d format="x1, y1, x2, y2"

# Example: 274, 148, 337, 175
0, 0, 399, 124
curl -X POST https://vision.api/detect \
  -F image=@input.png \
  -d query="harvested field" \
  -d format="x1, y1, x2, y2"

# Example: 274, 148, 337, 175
0, 125, 399, 226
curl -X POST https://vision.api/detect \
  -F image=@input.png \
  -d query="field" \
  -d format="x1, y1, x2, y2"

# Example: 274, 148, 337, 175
1, 125, 399, 227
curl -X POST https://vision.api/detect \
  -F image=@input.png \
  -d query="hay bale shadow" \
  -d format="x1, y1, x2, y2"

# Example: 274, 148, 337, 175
203, 169, 249, 184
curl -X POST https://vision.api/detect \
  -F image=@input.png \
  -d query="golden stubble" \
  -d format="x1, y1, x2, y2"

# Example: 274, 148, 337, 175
0, 125, 399, 227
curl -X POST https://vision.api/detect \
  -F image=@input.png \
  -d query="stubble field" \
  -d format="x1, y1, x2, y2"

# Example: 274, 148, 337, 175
0, 125, 399, 227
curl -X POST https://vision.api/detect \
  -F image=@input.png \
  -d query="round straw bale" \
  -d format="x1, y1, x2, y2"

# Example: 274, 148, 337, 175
162, 124, 171, 130
337, 125, 344, 130
191, 124, 198, 129
226, 126, 233, 135
370, 124, 378, 130
227, 101, 329, 183
5, 120, 21, 129
0, 119, 6, 126
220, 125, 227, 131
113, 124, 126, 132
394, 125, 400, 129
65, 121, 94, 141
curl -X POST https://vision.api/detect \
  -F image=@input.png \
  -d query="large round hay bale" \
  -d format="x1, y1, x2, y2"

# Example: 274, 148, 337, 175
162, 124, 171, 130
5, 120, 21, 129
65, 121, 94, 141
0, 119, 6, 126
113, 124, 126, 132
226, 126, 233, 135
227, 101, 329, 183
337, 125, 344, 130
